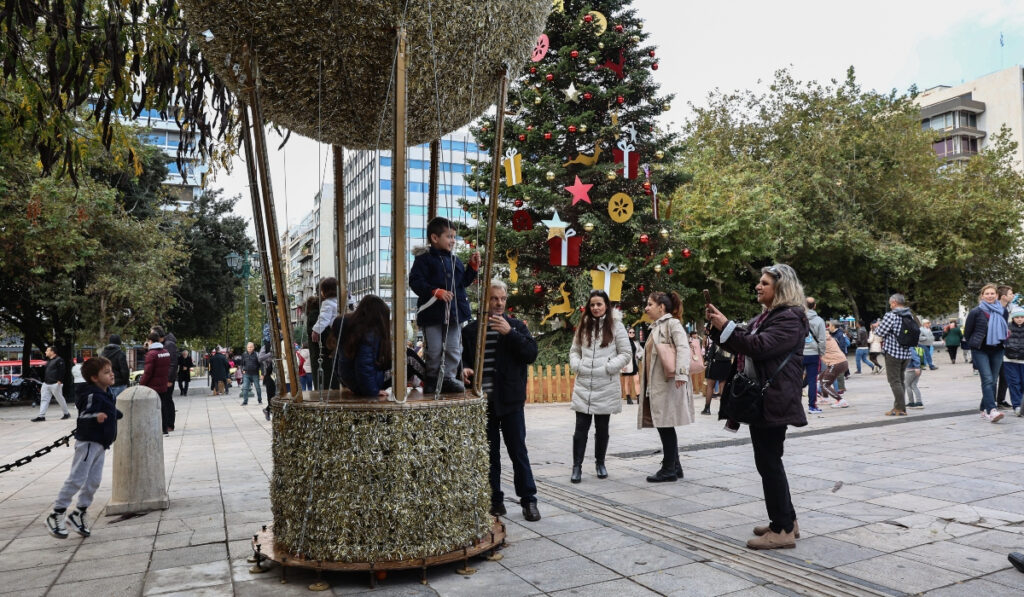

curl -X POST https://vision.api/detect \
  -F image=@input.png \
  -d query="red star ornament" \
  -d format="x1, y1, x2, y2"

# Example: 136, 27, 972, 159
564, 175, 594, 205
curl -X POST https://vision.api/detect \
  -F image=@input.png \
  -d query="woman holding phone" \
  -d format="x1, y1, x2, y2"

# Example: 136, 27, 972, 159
637, 291, 694, 483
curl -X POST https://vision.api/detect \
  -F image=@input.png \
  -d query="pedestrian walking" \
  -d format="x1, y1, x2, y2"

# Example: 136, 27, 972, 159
854, 322, 874, 373
825, 321, 849, 395
239, 342, 263, 405
568, 290, 631, 484
209, 348, 230, 395
100, 334, 130, 399
71, 358, 85, 398
905, 348, 924, 408
177, 349, 193, 396
706, 263, 808, 550
702, 334, 733, 415
637, 291, 694, 483
867, 321, 884, 373
996, 285, 1015, 409
964, 284, 1007, 422
1003, 306, 1024, 417
944, 320, 963, 363
876, 293, 918, 417
820, 332, 850, 407
31, 346, 70, 422
461, 280, 542, 521
802, 297, 827, 413
619, 327, 641, 405
140, 332, 172, 433
44, 356, 122, 539
688, 331, 706, 408
919, 319, 938, 370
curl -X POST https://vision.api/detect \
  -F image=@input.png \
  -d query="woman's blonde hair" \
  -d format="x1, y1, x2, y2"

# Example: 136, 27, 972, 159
761, 264, 805, 310
978, 283, 998, 301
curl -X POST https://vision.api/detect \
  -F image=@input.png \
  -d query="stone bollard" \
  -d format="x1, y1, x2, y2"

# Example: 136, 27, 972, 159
106, 386, 170, 515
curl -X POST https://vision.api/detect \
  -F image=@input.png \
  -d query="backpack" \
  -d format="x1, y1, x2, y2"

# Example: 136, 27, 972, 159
896, 312, 921, 347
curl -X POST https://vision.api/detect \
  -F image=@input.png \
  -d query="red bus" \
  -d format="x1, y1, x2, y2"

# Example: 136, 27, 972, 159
0, 360, 47, 383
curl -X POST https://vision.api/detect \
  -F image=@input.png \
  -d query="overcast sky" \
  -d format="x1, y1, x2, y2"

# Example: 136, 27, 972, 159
207, 0, 1024, 235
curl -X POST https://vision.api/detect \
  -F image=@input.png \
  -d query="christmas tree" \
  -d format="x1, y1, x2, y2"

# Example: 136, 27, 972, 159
466, 0, 689, 356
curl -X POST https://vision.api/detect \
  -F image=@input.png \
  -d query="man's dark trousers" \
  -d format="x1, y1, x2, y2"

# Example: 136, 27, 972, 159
487, 402, 536, 509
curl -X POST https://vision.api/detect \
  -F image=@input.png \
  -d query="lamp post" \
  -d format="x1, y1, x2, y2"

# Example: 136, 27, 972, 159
227, 252, 258, 345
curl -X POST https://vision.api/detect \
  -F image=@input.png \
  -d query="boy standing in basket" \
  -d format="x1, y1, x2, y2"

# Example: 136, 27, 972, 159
45, 356, 123, 539
409, 217, 479, 393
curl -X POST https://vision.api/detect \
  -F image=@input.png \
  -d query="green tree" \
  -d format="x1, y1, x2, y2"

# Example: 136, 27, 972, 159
466, 0, 686, 361
670, 68, 1024, 323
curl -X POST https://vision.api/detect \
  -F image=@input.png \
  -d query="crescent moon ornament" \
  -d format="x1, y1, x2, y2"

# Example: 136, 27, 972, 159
587, 11, 607, 35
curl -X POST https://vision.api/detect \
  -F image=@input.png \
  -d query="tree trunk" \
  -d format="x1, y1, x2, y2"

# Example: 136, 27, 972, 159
21, 338, 32, 376
98, 295, 106, 347
842, 286, 861, 326
54, 331, 75, 401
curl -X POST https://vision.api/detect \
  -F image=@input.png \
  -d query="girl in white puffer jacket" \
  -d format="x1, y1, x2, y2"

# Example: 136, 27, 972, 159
568, 290, 632, 483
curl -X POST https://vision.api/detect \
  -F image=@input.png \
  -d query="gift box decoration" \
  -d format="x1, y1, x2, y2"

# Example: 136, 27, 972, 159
547, 228, 581, 267
503, 148, 523, 187
613, 138, 639, 180
590, 263, 624, 301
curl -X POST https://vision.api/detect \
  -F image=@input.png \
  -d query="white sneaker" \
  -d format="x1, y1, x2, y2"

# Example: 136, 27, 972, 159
987, 410, 1004, 423
1015, 407, 1020, 417
830, 400, 842, 408
981, 412, 990, 421
45, 511, 68, 539
836, 398, 850, 408
67, 509, 90, 537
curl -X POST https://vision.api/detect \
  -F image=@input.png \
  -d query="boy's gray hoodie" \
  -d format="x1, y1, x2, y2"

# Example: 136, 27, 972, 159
803, 309, 827, 356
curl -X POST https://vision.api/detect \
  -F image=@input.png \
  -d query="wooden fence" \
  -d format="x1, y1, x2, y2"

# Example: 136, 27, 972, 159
526, 364, 575, 403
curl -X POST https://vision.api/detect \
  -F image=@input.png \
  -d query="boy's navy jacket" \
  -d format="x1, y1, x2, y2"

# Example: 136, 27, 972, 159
409, 247, 477, 327
74, 384, 123, 449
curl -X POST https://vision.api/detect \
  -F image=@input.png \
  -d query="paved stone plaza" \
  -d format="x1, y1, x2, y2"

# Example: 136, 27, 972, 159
2, 358, 1024, 596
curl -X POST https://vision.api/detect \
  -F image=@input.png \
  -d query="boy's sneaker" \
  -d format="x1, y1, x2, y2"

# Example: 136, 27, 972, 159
987, 410, 1005, 423
46, 512, 68, 539
440, 377, 466, 393
67, 509, 90, 537
808, 407, 822, 413
908, 402, 925, 409
1017, 407, 1023, 418
831, 399, 850, 408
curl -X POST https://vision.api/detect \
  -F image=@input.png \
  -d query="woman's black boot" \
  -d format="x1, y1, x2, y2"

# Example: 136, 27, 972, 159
674, 457, 684, 479
571, 434, 586, 483
646, 460, 678, 483
571, 464, 582, 484
594, 432, 609, 479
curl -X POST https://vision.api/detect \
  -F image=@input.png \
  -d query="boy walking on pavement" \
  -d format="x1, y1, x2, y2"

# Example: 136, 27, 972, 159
45, 356, 123, 539
409, 217, 480, 394
31, 346, 70, 422
1002, 306, 1024, 416
905, 348, 925, 409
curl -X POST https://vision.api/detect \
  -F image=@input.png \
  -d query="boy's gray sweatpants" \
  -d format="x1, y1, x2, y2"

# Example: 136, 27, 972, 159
55, 440, 105, 510
423, 324, 462, 381
904, 369, 922, 403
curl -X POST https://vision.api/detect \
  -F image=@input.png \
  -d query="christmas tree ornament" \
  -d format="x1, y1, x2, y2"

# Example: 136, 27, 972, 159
587, 57, 597, 66
583, 222, 595, 232
563, 142, 603, 167
532, 34, 550, 62
614, 138, 639, 180
529, 66, 536, 74
526, 125, 534, 131
638, 284, 645, 293
511, 287, 519, 295
547, 227, 581, 267
667, 268, 674, 275
477, 181, 488, 190
565, 175, 594, 205
598, 41, 605, 49
512, 210, 533, 231
614, 24, 624, 33
631, 306, 639, 313
533, 283, 543, 294
660, 257, 669, 266
570, 50, 579, 59
649, 50, 656, 57
506, 249, 520, 283
666, 248, 674, 257
659, 227, 669, 238
653, 264, 662, 273
651, 63, 659, 70
563, 82, 581, 103
545, 73, 554, 82
606, 170, 617, 181
585, 11, 608, 35
579, 124, 587, 133
540, 283, 573, 326
639, 234, 649, 244
502, 148, 522, 187
600, 49, 626, 80
583, 91, 593, 100
583, 13, 592, 22
655, 149, 665, 160
544, 131, 552, 139
540, 210, 570, 230
637, 21, 644, 29
608, 193, 634, 223
616, 95, 625, 104
682, 248, 692, 258
534, 96, 542, 105
630, 35, 640, 43
481, 126, 489, 133
617, 263, 628, 273
513, 199, 524, 207
643, 181, 652, 191
590, 263, 624, 301
545, 170, 556, 181
662, 103, 671, 111
552, 0, 564, 13
518, 133, 526, 141
568, 125, 577, 133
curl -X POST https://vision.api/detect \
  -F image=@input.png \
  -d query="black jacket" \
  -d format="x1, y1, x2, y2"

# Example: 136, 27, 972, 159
163, 333, 179, 384
964, 306, 1006, 351
409, 247, 477, 327
462, 316, 538, 417
74, 383, 123, 449
44, 356, 65, 384
209, 353, 231, 381
100, 343, 130, 386
177, 353, 194, 381
713, 305, 809, 428
1005, 322, 1024, 360
239, 350, 261, 374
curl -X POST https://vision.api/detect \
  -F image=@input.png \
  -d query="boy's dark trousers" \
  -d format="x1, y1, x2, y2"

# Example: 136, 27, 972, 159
159, 389, 175, 432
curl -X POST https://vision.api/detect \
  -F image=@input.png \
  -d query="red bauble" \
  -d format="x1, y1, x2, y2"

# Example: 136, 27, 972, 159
526, 125, 534, 131
660, 257, 670, 266
667, 268, 674, 275
639, 234, 649, 244
570, 50, 579, 59
584, 14, 593, 22
529, 67, 536, 74
481, 126, 488, 133
469, 242, 476, 249
508, 306, 514, 312
638, 284, 645, 293
579, 306, 586, 312
644, 188, 652, 196
583, 92, 592, 100
652, 63, 659, 70
544, 132, 552, 140
643, 181, 652, 191
649, 50, 656, 58
478, 144, 486, 150
615, 24, 624, 33
533, 284, 543, 294
545, 73, 554, 82
568, 125, 577, 133
518, 134, 526, 142
616, 95, 625, 104
682, 248, 692, 258
513, 199, 524, 207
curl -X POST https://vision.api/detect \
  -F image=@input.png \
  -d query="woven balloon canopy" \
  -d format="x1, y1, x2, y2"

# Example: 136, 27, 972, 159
180, 0, 551, 149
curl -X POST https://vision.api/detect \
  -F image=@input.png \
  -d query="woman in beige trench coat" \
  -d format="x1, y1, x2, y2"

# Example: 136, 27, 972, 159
637, 291, 695, 482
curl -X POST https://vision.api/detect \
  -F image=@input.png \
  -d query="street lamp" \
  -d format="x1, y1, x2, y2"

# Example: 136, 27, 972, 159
227, 252, 258, 344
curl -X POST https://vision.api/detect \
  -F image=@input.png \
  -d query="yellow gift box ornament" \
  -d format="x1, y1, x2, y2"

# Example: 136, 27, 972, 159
503, 147, 522, 187
590, 263, 624, 301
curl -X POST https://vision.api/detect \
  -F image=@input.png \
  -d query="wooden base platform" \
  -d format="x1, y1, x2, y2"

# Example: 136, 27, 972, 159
278, 387, 483, 406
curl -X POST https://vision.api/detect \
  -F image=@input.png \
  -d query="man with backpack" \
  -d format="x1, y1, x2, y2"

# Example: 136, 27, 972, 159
876, 293, 919, 416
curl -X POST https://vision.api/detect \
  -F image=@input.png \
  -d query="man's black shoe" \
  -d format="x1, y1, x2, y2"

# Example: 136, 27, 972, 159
30, 416, 45, 422
489, 502, 506, 517
1009, 552, 1024, 573
521, 501, 541, 522
998, 401, 1012, 410
61, 413, 71, 420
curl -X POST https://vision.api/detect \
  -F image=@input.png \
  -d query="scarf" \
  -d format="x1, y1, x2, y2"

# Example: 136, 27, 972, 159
735, 310, 772, 372
979, 300, 1008, 346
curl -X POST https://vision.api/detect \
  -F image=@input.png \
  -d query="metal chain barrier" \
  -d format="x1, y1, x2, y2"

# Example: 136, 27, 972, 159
0, 432, 75, 474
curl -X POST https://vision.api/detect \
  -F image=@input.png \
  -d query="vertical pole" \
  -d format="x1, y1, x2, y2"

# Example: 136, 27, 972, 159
472, 69, 508, 397
244, 273, 250, 345
428, 139, 440, 220
333, 146, 347, 309
391, 28, 409, 400
240, 103, 287, 391
248, 57, 302, 400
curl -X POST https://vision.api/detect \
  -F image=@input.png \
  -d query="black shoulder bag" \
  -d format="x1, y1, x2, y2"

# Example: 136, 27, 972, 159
721, 344, 799, 425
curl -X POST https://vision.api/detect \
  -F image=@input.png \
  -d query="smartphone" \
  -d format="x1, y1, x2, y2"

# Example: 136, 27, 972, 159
703, 289, 712, 305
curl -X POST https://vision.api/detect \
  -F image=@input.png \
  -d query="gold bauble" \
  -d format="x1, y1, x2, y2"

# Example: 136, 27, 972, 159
637, 22, 644, 30
583, 222, 595, 232
630, 35, 640, 43
659, 227, 669, 238
545, 171, 556, 181
662, 103, 671, 112
606, 170, 617, 181
477, 181, 487, 190
617, 263, 628, 272
534, 96, 542, 105
666, 248, 673, 257
588, 56, 597, 65
655, 150, 665, 160
631, 306, 640, 313
579, 124, 587, 133
598, 42, 604, 49
653, 264, 662, 273
511, 287, 519, 295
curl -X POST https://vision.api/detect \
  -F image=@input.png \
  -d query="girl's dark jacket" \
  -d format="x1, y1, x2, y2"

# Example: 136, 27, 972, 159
711, 305, 809, 428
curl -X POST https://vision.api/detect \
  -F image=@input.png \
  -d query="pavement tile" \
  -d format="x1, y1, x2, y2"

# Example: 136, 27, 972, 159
548, 577, 662, 596
548, 526, 646, 554
924, 578, 1024, 596
0, 543, 76, 572
828, 500, 910, 523
47, 572, 146, 597
425, 560, 540, 597
58, 551, 151, 583
586, 543, 697, 576
673, 508, 758, 531
982, 567, 1024, 591
142, 560, 232, 595
836, 554, 970, 593
952, 529, 1024, 552
636, 498, 709, 517
146, 582, 233, 597
73, 535, 155, 561
507, 555, 620, 592
633, 562, 756, 596
516, 512, 601, 536
830, 522, 953, 552
783, 535, 884, 567
0, 563, 61, 593
497, 537, 576, 566
900, 541, 1011, 575
149, 542, 227, 571
867, 492, 958, 513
